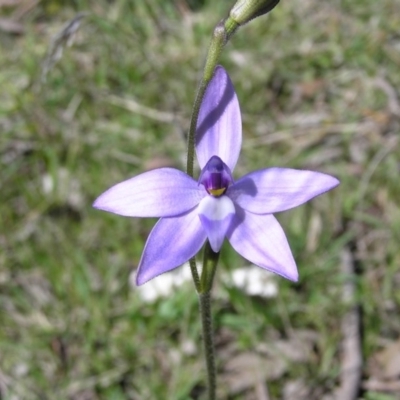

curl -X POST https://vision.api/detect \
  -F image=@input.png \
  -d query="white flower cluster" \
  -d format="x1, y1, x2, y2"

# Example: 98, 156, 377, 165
131, 263, 278, 303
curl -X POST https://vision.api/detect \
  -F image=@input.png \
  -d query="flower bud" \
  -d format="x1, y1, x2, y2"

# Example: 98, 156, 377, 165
229, 0, 280, 25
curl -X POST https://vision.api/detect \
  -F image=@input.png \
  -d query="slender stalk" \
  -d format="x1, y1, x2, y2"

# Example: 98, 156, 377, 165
200, 242, 220, 294
199, 292, 216, 400
186, 79, 208, 178
197, 242, 220, 399
189, 257, 201, 292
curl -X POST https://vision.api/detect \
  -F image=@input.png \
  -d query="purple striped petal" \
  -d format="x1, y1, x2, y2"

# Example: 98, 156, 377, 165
198, 195, 235, 252
93, 168, 206, 217
136, 209, 207, 285
227, 208, 298, 281
227, 168, 339, 214
196, 66, 242, 171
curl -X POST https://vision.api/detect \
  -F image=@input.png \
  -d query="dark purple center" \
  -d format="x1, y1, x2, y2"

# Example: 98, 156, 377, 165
198, 155, 233, 197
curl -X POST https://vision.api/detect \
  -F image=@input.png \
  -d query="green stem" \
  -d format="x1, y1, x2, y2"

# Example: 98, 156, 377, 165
189, 257, 201, 292
200, 241, 220, 294
186, 79, 208, 178
224, 15, 240, 41
198, 242, 220, 399
199, 291, 216, 400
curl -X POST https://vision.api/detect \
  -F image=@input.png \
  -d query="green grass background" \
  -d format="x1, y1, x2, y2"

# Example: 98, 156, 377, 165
1, 0, 400, 399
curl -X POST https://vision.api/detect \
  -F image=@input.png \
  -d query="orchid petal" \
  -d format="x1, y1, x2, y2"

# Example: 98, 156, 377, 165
198, 195, 235, 252
136, 209, 207, 285
93, 168, 206, 217
227, 168, 339, 214
227, 207, 298, 281
196, 66, 242, 171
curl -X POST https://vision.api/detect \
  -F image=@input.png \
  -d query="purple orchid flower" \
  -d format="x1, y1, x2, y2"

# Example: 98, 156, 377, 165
93, 66, 339, 286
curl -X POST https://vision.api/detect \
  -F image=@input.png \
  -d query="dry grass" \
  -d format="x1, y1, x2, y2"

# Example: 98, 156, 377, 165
1, 0, 400, 399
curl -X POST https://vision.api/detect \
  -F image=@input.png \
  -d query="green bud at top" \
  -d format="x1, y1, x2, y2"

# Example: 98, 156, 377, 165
229, 0, 280, 25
